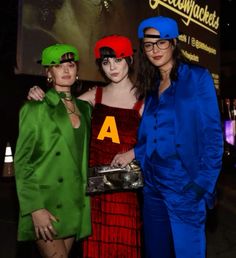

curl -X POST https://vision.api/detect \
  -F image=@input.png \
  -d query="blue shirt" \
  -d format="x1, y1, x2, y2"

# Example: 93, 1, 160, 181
154, 83, 177, 159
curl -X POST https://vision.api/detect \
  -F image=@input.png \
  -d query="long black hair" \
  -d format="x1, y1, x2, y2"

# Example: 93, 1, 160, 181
135, 39, 188, 98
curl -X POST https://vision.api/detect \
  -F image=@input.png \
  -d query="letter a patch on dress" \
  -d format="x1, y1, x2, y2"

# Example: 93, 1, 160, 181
97, 116, 120, 143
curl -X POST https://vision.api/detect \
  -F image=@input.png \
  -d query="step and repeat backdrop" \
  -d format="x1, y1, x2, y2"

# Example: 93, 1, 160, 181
16, 0, 220, 88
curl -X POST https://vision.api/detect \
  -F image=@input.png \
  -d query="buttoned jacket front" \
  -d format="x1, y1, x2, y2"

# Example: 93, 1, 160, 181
14, 88, 92, 241
135, 62, 223, 201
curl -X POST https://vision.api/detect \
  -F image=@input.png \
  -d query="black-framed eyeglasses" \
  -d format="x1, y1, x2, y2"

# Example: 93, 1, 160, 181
143, 40, 171, 52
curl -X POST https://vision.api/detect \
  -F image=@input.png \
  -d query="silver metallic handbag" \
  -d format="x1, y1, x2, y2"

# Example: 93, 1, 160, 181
86, 160, 143, 194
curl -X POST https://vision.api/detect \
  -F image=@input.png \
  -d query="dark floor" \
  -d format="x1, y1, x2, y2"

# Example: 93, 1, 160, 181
1, 166, 236, 258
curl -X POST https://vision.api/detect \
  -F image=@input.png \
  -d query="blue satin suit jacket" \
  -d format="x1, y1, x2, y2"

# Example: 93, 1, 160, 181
135, 62, 223, 206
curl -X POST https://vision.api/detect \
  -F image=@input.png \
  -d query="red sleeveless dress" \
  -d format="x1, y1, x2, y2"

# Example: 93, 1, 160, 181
83, 87, 143, 258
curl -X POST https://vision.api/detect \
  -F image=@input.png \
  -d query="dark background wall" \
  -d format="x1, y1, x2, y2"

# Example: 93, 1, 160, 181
0, 0, 19, 173
220, 0, 236, 99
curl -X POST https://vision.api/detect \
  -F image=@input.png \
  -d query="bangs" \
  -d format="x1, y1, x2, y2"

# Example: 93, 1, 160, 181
60, 52, 77, 63
99, 47, 116, 59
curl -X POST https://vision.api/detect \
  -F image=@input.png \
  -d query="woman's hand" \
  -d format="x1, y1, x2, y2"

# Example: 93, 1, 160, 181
31, 209, 58, 241
111, 149, 135, 168
27, 86, 45, 101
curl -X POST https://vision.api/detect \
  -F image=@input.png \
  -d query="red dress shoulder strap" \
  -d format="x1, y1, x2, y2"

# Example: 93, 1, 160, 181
133, 99, 144, 112
95, 87, 103, 104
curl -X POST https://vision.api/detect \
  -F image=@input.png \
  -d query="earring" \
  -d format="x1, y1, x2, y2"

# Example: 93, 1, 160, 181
76, 75, 79, 81
47, 77, 52, 83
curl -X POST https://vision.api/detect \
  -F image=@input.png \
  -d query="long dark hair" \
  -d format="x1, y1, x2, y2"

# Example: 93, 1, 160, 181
96, 47, 143, 100
136, 39, 187, 98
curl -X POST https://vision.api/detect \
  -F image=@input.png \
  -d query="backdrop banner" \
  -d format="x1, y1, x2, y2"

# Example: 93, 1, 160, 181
16, 0, 220, 88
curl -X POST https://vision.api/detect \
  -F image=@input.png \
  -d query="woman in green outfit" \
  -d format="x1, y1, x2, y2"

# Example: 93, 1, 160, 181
14, 44, 92, 258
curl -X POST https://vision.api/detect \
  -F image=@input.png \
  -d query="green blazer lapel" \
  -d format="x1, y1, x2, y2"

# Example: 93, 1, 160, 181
76, 100, 91, 181
45, 89, 78, 166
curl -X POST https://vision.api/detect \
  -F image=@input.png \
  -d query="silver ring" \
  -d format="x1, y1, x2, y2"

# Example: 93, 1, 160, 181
33, 86, 38, 90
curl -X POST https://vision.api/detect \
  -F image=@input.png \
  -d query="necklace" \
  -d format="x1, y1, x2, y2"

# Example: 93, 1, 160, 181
58, 91, 73, 101
63, 100, 81, 117
63, 100, 81, 128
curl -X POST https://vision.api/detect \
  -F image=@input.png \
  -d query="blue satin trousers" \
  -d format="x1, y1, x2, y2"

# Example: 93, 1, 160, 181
142, 155, 207, 258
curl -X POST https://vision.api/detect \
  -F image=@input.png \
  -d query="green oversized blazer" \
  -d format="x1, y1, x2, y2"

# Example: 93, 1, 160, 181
14, 88, 92, 241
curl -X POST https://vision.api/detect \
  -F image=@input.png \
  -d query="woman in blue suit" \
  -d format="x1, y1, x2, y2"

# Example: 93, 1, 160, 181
134, 16, 223, 258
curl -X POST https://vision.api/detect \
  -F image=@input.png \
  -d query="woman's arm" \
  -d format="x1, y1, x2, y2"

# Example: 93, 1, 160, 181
110, 149, 135, 167
14, 103, 45, 215
193, 68, 223, 194
78, 87, 97, 106
27, 86, 45, 101
110, 99, 145, 167
31, 209, 58, 240
28, 85, 97, 107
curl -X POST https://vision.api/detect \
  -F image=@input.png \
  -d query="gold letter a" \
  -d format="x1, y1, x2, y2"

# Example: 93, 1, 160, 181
97, 116, 120, 144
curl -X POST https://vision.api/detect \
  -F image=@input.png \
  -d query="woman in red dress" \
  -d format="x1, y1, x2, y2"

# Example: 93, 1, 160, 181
27, 35, 144, 257
79, 35, 143, 258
